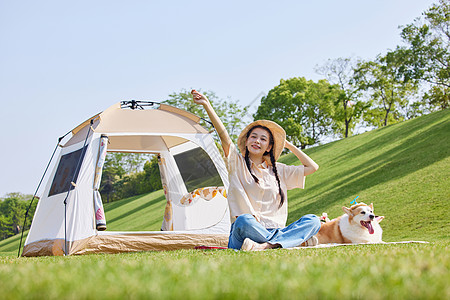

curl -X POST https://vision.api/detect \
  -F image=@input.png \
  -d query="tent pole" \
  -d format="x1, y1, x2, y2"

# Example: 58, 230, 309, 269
17, 132, 70, 258
62, 120, 93, 256
201, 117, 222, 144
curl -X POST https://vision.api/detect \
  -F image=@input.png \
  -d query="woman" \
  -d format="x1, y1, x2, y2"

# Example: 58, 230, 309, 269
192, 90, 321, 251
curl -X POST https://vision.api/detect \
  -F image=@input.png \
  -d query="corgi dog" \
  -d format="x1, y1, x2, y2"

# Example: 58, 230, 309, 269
315, 203, 384, 244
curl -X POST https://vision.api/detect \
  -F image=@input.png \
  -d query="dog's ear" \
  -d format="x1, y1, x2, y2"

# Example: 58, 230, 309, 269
375, 216, 384, 223
369, 203, 374, 210
342, 206, 353, 216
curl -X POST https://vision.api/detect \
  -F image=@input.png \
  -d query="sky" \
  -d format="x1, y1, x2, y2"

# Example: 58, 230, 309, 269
0, 0, 436, 197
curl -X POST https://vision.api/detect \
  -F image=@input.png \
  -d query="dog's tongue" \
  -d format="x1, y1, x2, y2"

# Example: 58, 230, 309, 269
361, 221, 374, 234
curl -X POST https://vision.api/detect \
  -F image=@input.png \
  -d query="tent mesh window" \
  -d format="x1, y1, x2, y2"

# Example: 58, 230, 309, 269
48, 145, 88, 197
173, 147, 223, 192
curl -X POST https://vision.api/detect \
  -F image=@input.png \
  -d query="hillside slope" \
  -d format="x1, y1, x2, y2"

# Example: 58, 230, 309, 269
280, 109, 449, 241
1, 110, 449, 254
102, 190, 166, 231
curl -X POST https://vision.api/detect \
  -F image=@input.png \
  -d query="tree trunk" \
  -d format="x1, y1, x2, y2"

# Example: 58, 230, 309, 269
345, 119, 350, 138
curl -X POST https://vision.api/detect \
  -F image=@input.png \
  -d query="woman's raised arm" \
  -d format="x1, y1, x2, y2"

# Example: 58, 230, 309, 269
191, 90, 232, 156
284, 140, 319, 176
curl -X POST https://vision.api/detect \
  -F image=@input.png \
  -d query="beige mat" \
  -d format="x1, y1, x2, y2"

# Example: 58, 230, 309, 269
288, 241, 429, 250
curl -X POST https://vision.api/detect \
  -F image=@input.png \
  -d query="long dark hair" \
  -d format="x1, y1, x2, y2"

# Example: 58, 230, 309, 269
244, 125, 285, 208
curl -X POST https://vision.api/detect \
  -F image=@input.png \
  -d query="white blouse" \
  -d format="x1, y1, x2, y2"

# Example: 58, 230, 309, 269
225, 143, 305, 228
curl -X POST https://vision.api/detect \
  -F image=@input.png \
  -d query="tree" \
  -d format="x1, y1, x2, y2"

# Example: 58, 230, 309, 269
100, 153, 151, 202
353, 51, 417, 127
0, 193, 37, 240
399, 0, 450, 109
254, 77, 341, 149
424, 85, 449, 109
315, 57, 369, 137
103, 153, 150, 177
164, 89, 250, 143
143, 155, 162, 192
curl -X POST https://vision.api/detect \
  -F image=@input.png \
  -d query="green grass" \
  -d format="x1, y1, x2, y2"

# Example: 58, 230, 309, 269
102, 190, 166, 231
0, 232, 26, 257
280, 109, 450, 242
1, 109, 449, 299
0, 242, 448, 299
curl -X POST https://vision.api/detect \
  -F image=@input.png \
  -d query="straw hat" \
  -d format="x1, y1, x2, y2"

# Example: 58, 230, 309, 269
237, 120, 286, 161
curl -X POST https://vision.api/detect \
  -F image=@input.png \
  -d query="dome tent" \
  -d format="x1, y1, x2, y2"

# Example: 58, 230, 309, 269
22, 101, 230, 256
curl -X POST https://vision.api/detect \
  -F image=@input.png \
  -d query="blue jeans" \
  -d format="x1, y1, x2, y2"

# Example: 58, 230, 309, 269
228, 214, 321, 249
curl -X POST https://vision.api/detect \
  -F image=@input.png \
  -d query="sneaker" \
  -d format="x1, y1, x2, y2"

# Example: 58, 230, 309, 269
241, 238, 264, 251
302, 236, 319, 247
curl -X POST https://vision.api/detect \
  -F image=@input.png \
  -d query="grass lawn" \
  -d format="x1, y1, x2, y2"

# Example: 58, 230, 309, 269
1, 109, 449, 299
279, 109, 450, 242
1, 241, 448, 299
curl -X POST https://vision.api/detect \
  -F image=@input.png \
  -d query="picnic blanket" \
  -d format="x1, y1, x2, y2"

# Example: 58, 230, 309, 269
288, 241, 429, 250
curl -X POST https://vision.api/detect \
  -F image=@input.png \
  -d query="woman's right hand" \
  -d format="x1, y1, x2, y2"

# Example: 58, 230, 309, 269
191, 89, 209, 106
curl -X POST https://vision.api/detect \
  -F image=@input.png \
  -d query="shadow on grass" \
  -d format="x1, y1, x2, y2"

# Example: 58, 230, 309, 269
105, 194, 166, 224
104, 193, 155, 211
0, 231, 29, 253
332, 110, 448, 166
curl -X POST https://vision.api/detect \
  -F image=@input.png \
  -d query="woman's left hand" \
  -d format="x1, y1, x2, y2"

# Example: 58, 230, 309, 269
284, 140, 319, 176
284, 140, 296, 150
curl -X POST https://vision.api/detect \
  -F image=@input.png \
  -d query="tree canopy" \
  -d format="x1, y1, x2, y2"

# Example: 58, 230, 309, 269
100, 153, 157, 203
399, 0, 449, 109
254, 77, 341, 149
315, 57, 368, 137
0, 193, 37, 240
354, 52, 417, 127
